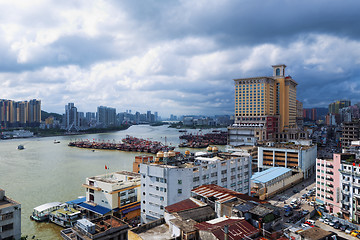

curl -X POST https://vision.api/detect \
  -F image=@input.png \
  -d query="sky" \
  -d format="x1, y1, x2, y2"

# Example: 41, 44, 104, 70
1, 0, 360, 118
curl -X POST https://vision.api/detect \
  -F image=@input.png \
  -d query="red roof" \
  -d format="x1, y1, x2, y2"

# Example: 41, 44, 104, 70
165, 198, 202, 213
195, 218, 260, 240
191, 184, 267, 204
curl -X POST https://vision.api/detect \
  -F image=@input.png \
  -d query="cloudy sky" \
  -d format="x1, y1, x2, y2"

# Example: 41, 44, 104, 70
1, 0, 360, 117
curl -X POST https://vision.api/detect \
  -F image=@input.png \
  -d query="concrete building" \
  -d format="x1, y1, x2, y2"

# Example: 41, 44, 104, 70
0, 99, 41, 128
65, 103, 79, 130
81, 171, 141, 221
61, 215, 129, 240
140, 151, 252, 223
251, 167, 303, 200
341, 119, 360, 148
315, 156, 342, 214
97, 106, 116, 127
337, 153, 360, 222
329, 100, 351, 114
233, 65, 298, 142
0, 189, 21, 240
257, 143, 317, 179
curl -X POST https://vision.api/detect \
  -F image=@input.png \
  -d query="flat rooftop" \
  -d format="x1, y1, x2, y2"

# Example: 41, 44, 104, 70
89, 171, 140, 183
251, 167, 292, 184
259, 143, 314, 150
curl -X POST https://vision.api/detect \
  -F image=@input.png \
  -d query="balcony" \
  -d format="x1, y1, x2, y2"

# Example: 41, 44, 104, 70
326, 184, 334, 188
326, 178, 333, 182
326, 171, 334, 175
342, 189, 350, 195
342, 208, 350, 214
326, 165, 334, 169
342, 200, 350, 206
325, 190, 333, 194
326, 197, 334, 201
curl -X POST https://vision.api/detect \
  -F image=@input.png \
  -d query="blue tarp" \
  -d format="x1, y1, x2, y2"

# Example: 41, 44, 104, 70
79, 202, 112, 215
66, 197, 86, 205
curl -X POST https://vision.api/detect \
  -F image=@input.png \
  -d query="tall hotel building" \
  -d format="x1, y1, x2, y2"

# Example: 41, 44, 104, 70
229, 65, 301, 145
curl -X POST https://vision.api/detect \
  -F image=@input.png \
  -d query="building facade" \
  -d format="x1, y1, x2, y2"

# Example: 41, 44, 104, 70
315, 156, 341, 214
233, 64, 297, 135
257, 143, 317, 179
0, 99, 41, 128
97, 106, 116, 127
341, 119, 360, 148
0, 189, 21, 240
139, 152, 252, 223
82, 171, 141, 221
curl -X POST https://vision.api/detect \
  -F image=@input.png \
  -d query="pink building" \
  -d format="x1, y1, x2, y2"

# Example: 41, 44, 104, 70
316, 155, 341, 213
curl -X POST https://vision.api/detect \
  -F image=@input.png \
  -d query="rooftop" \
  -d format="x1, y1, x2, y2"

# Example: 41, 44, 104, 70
191, 184, 267, 204
165, 198, 205, 214
195, 217, 260, 240
251, 167, 292, 184
89, 171, 140, 184
175, 205, 215, 222
0, 189, 20, 209
298, 227, 334, 240
258, 142, 314, 150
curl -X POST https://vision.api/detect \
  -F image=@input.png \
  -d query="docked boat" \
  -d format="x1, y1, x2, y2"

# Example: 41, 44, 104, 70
30, 202, 62, 222
49, 205, 82, 227
17, 145, 24, 150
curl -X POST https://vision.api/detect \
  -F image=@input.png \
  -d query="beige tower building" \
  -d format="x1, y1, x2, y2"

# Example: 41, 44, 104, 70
231, 65, 300, 144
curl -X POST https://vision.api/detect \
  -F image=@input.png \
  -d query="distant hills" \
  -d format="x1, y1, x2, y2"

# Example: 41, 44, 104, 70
41, 110, 62, 122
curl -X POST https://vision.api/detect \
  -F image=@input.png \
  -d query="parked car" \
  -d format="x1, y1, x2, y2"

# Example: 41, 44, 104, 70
340, 224, 348, 231
346, 227, 354, 234
302, 210, 310, 215
351, 230, 360, 237
324, 218, 331, 225
293, 189, 299, 193
284, 211, 293, 217
301, 223, 311, 228
333, 222, 341, 229
329, 219, 338, 227
301, 194, 308, 199
305, 221, 315, 227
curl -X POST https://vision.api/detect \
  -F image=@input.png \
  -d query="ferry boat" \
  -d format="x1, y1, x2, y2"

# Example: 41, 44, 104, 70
30, 202, 62, 222
49, 206, 82, 227
17, 145, 25, 150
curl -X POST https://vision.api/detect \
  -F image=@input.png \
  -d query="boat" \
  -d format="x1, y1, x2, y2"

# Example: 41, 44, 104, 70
54, 140, 60, 144
178, 130, 187, 133
49, 205, 82, 227
30, 202, 62, 222
17, 145, 24, 150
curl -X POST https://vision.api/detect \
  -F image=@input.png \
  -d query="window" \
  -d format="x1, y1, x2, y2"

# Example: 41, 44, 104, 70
178, 189, 182, 194
178, 180, 182, 184
2, 223, 13, 231
1, 212, 13, 221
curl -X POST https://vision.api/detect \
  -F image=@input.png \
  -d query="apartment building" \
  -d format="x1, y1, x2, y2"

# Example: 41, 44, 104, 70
0, 189, 21, 240
315, 157, 341, 214
81, 171, 140, 221
257, 143, 317, 178
337, 153, 360, 222
341, 119, 360, 148
140, 151, 251, 223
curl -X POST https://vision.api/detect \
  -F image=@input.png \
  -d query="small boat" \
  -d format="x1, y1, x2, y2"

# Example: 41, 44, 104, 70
178, 130, 187, 133
18, 145, 24, 150
30, 202, 62, 222
49, 205, 82, 227
54, 140, 60, 144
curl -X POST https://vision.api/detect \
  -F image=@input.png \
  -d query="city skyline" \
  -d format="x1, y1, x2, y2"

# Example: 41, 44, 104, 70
1, 1, 360, 116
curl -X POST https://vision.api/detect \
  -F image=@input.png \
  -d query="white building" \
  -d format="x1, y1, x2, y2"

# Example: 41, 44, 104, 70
81, 171, 141, 220
0, 189, 21, 240
140, 151, 251, 223
257, 143, 317, 179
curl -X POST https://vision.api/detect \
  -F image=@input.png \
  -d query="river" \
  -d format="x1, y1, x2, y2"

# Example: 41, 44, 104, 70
0, 125, 226, 239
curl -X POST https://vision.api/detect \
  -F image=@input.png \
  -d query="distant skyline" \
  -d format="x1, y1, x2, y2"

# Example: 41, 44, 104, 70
1, 1, 360, 117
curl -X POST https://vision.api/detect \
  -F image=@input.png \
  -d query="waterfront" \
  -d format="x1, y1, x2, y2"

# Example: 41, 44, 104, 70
0, 125, 225, 239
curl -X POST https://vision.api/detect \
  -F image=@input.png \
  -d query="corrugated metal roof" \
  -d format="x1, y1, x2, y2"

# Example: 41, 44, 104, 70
191, 184, 267, 204
195, 218, 260, 240
251, 167, 291, 184
165, 198, 202, 213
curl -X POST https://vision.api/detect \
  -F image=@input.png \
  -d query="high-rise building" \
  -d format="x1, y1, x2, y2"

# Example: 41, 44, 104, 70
230, 65, 300, 144
65, 103, 79, 130
97, 106, 116, 127
0, 99, 41, 128
329, 100, 351, 114
234, 64, 297, 131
